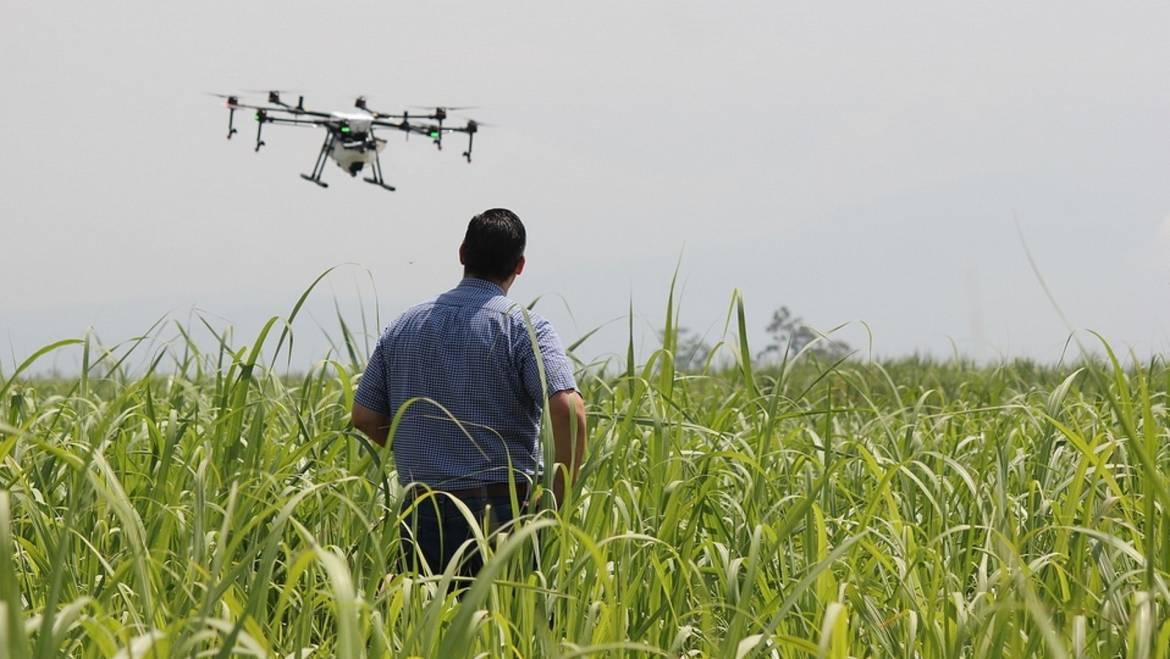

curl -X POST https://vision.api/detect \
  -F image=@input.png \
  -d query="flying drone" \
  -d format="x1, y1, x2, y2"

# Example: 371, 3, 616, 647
211, 90, 480, 190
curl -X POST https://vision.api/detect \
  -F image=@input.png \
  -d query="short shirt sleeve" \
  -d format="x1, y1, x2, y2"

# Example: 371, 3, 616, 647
516, 312, 577, 402
354, 339, 391, 414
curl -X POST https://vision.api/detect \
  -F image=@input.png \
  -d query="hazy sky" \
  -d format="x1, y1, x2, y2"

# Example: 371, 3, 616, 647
3, 1, 1169, 372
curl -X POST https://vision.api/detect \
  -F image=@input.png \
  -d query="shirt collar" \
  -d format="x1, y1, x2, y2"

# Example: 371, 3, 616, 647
457, 276, 505, 296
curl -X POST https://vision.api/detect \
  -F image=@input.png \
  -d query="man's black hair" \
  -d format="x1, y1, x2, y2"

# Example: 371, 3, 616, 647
462, 208, 526, 281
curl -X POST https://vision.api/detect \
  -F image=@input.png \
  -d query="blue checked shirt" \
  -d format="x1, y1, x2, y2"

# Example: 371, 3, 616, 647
354, 277, 578, 489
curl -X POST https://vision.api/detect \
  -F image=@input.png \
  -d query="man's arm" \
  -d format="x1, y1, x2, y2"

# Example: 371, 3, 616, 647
515, 312, 583, 507
352, 338, 392, 446
548, 389, 587, 507
352, 402, 391, 447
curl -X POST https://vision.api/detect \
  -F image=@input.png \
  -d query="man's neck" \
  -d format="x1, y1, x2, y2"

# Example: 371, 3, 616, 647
463, 273, 512, 295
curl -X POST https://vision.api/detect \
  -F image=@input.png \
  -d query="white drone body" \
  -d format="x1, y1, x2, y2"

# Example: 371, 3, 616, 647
326, 113, 385, 176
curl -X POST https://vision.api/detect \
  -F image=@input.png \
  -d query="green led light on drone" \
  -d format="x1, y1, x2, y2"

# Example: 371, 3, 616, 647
429, 130, 441, 139
340, 126, 351, 133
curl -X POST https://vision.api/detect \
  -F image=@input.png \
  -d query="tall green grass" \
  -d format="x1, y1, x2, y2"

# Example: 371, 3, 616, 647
0, 278, 1167, 657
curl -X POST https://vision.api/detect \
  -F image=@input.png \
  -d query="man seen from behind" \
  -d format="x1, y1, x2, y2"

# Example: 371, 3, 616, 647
351, 208, 587, 577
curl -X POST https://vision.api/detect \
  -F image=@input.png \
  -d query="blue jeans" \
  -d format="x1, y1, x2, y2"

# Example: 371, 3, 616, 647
398, 491, 525, 578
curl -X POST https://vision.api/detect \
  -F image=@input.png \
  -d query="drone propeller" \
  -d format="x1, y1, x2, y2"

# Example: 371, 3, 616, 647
206, 92, 240, 106
242, 88, 301, 96
353, 96, 403, 120
241, 89, 302, 106
447, 118, 493, 131
408, 105, 477, 123
408, 105, 478, 112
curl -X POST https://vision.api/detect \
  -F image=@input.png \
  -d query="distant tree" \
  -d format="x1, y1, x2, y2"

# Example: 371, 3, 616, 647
760, 306, 851, 362
660, 326, 713, 372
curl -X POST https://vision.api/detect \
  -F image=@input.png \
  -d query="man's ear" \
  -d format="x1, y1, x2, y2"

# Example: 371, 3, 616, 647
459, 242, 467, 266
515, 255, 526, 276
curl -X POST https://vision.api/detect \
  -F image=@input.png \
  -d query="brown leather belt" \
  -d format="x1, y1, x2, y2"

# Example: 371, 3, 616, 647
412, 482, 530, 500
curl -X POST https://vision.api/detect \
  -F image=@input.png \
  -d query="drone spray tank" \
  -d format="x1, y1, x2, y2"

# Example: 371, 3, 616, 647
328, 115, 385, 177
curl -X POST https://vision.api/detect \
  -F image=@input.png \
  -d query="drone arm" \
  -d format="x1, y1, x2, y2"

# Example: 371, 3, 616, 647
254, 113, 329, 151
287, 108, 333, 118
370, 119, 440, 135
369, 119, 476, 161
265, 117, 329, 127
370, 119, 412, 133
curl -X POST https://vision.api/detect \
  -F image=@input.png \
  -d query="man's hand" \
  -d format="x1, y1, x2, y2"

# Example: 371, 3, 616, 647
548, 389, 587, 508
352, 402, 391, 447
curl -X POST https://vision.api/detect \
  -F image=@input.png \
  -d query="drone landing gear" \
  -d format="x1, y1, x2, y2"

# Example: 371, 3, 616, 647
300, 133, 334, 188
363, 148, 396, 191
226, 106, 238, 140
462, 130, 475, 163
